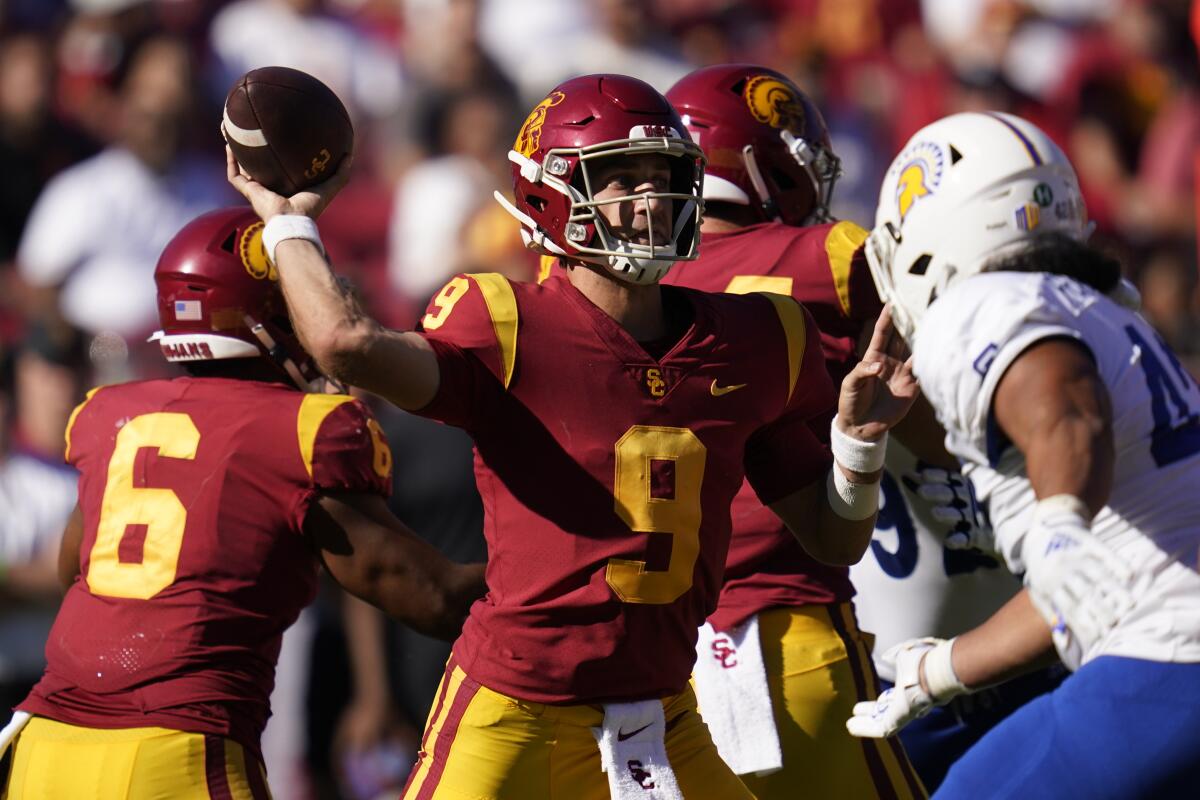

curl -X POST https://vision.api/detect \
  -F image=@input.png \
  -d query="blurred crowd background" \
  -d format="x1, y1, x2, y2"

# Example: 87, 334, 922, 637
0, 0, 1195, 798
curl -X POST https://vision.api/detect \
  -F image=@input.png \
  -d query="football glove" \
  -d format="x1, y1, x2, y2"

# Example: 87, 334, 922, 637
846, 637, 965, 738
1022, 495, 1136, 671
902, 466, 994, 553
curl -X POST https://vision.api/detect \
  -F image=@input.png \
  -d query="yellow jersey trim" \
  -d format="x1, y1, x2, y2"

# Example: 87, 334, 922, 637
537, 255, 556, 285
825, 220, 869, 317
758, 293, 808, 403
297, 394, 356, 479
468, 272, 519, 389
723, 275, 794, 296
64, 387, 102, 462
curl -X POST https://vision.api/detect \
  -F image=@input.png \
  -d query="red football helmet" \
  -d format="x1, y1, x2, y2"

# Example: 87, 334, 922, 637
495, 74, 705, 285
666, 64, 841, 226
150, 207, 322, 390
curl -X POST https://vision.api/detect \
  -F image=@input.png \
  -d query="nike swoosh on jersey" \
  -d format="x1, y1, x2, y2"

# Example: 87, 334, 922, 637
617, 723, 652, 741
710, 380, 747, 396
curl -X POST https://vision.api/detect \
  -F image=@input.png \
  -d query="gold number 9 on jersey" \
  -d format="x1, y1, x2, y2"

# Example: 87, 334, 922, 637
607, 426, 707, 604
422, 276, 470, 330
87, 413, 199, 600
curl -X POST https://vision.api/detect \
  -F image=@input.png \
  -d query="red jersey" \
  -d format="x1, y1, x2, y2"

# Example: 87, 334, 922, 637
662, 220, 883, 629
19, 378, 391, 756
416, 272, 835, 703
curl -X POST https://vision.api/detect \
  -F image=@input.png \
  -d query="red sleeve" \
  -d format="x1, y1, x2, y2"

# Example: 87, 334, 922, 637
413, 274, 511, 430
418, 274, 506, 379
309, 400, 393, 498
744, 306, 837, 505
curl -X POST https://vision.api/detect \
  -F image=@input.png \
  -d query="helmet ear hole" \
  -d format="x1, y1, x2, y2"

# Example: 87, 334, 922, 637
908, 254, 932, 275
770, 168, 796, 190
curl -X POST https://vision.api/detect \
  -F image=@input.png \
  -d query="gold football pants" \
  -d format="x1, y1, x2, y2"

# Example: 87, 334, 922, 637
3, 716, 271, 799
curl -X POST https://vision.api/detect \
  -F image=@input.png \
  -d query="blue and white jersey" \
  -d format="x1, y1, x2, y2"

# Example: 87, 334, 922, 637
914, 270, 1200, 667
850, 439, 1021, 682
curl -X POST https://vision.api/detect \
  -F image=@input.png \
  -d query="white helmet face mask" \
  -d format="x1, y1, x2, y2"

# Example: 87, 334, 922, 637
572, 136, 705, 285
865, 111, 1090, 342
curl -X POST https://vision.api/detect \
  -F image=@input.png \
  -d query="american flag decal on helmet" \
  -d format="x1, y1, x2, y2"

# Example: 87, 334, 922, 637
175, 300, 202, 321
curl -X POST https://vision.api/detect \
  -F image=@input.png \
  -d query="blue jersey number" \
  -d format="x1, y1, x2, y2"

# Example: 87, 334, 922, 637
871, 472, 918, 578
1126, 325, 1200, 468
872, 472, 997, 578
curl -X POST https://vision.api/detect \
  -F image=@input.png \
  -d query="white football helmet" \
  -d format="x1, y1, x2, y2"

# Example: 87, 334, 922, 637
865, 111, 1089, 341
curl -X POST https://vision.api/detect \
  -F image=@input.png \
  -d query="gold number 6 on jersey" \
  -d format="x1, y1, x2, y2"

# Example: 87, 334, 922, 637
87, 413, 200, 600
607, 426, 707, 604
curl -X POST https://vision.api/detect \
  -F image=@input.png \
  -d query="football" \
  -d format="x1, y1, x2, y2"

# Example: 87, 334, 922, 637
222, 66, 354, 196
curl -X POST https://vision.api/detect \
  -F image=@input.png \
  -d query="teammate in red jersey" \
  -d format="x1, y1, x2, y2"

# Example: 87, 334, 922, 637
228, 73, 917, 799
662, 64, 925, 799
0, 208, 485, 799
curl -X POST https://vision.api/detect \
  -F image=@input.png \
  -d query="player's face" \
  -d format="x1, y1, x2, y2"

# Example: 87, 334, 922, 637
590, 154, 674, 246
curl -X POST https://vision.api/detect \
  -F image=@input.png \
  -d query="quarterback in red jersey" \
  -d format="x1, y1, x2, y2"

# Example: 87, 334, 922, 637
663, 64, 925, 799
1, 209, 484, 799
229, 73, 917, 799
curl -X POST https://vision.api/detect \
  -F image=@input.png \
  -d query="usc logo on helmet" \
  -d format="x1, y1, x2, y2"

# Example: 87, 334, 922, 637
515, 91, 566, 157
239, 221, 278, 281
743, 75, 804, 133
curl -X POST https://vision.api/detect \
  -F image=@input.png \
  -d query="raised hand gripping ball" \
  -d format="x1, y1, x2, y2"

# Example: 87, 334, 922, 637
223, 66, 353, 195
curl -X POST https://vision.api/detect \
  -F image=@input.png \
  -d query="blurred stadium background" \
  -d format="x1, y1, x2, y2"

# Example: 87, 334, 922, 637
0, 1, 1195, 798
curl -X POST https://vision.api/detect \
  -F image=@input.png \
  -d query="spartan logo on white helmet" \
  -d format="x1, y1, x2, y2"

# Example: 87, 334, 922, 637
864, 111, 1089, 341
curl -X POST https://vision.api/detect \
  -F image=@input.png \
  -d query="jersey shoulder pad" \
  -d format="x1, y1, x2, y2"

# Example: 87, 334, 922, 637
296, 394, 392, 497
751, 292, 811, 404
915, 273, 1083, 460
766, 220, 875, 321
808, 220, 869, 318
419, 272, 519, 388
63, 386, 105, 464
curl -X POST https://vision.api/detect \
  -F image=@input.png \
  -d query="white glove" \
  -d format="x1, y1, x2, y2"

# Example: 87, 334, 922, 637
903, 467, 994, 552
1022, 495, 1136, 671
845, 637, 966, 738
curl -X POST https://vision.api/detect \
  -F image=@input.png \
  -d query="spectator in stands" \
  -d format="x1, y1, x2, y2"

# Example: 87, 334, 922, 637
210, 0, 405, 121
15, 35, 228, 351
0, 321, 86, 717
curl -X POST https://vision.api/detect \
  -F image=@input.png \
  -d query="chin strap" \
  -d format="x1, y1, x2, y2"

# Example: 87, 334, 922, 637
741, 145, 776, 221
245, 315, 342, 393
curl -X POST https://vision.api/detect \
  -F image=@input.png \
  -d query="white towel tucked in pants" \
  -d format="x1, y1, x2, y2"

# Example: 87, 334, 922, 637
692, 615, 783, 776
591, 699, 684, 800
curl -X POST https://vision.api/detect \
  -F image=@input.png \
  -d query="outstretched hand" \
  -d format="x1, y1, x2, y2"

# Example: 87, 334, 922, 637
225, 144, 353, 222
838, 305, 919, 442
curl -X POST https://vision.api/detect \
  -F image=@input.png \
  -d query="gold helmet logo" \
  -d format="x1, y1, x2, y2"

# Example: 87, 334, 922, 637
239, 221, 277, 281
515, 91, 566, 157
743, 75, 804, 132
894, 141, 944, 221
896, 164, 931, 221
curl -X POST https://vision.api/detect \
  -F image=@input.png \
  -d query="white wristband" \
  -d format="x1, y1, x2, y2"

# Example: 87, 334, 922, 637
921, 637, 967, 701
1032, 494, 1092, 524
262, 214, 325, 264
826, 467, 880, 521
830, 415, 887, 473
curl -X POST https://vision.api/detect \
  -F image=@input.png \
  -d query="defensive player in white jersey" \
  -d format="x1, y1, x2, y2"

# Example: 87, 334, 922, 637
847, 110, 1200, 798
849, 441, 1069, 790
